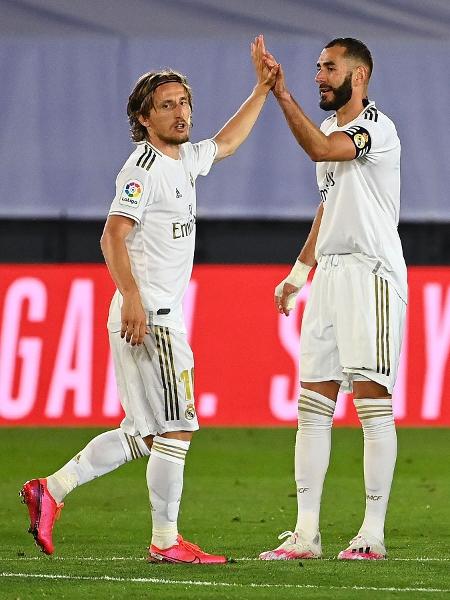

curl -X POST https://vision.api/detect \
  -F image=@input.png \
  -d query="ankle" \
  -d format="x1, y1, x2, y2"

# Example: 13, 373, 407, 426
151, 525, 178, 549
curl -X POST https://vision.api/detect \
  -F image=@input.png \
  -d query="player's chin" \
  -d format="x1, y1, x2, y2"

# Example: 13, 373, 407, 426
319, 98, 334, 110
167, 133, 190, 145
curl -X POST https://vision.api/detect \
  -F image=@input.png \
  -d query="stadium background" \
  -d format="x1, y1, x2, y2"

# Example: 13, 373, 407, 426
0, 0, 449, 428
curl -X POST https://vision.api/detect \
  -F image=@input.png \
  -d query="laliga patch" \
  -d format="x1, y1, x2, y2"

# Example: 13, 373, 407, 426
120, 180, 143, 208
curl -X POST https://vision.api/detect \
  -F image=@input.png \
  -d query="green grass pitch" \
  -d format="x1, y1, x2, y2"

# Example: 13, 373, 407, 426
1, 427, 449, 599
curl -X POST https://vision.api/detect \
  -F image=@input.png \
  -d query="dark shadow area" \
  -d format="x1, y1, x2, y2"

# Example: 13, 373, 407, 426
0, 219, 448, 265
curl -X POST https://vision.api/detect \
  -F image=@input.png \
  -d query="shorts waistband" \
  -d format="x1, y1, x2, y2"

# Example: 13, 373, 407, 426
317, 253, 370, 269
318, 254, 343, 268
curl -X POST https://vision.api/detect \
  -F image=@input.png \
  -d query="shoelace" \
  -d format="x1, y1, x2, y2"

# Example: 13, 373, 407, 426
277, 530, 296, 541
178, 537, 204, 554
348, 534, 371, 548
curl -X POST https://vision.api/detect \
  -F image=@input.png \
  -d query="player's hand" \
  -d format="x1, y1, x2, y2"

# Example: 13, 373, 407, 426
274, 261, 312, 316
251, 34, 279, 91
275, 281, 300, 316
263, 51, 288, 97
120, 291, 149, 346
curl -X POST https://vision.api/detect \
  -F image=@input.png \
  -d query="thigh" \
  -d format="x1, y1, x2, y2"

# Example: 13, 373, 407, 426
300, 266, 344, 384
335, 262, 406, 394
109, 331, 158, 437
139, 326, 199, 434
301, 380, 340, 402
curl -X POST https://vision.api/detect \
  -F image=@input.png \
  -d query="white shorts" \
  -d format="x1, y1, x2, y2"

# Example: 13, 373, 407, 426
109, 325, 198, 437
300, 254, 406, 394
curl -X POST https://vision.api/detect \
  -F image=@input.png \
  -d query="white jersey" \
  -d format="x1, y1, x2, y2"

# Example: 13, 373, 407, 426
315, 101, 407, 302
107, 139, 217, 333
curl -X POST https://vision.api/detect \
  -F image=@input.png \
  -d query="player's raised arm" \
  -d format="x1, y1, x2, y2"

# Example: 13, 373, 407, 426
261, 38, 359, 162
213, 35, 279, 161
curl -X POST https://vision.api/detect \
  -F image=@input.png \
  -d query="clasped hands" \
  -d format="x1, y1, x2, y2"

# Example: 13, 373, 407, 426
251, 34, 287, 96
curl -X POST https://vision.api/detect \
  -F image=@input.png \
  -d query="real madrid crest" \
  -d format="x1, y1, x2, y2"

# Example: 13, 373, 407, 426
354, 132, 368, 149
185, 403, 196, 420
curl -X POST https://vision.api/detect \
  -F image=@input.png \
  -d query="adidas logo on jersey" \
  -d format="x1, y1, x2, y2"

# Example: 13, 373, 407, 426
176, 188, 182, 198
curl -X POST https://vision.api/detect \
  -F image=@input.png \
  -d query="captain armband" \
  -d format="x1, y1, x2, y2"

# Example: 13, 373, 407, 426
343, 125, 372, 158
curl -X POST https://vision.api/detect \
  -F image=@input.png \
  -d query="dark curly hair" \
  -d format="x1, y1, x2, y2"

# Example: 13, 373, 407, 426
127, 69, 193, 142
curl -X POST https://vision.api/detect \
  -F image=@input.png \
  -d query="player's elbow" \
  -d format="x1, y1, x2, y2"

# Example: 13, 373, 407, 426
100, 230, 110, 259
308, 148, 329, 162
222, 146, 236, 159
100, 226, 117, 260
307, 139, 334, 162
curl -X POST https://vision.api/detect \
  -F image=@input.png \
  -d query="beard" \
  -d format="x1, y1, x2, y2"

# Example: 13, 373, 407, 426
319, 73, 353, 111
157, 124, 191, 146
157, 132, 190, 145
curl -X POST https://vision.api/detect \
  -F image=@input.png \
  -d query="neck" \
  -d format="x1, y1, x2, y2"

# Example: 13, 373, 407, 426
336, 94, 368, 126
146, 136, 181, 160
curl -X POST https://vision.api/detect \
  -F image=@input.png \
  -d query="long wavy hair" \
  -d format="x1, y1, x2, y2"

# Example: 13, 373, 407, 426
127, 69, 193, 142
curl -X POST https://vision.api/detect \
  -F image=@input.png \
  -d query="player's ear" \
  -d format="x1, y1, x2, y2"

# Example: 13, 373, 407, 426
138, 114, 151, 128
354, 65, 367, 86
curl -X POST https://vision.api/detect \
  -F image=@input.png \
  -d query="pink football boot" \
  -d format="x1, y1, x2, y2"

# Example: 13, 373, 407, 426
338, 533, 386, 560
148, 534, 227, 564
20, 478, 64, 555
259, 530, 322, 560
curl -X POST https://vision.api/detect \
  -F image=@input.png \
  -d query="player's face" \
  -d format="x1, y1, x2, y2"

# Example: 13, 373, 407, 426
144, 82, 192, 145
315, 46, 354, 111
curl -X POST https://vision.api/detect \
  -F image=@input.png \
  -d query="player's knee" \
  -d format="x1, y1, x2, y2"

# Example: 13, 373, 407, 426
353, 379, 390, 399
142, 434, 154, 452
353, 397, 395, 438
161, 430, 194, 442
298, 388, 335, 430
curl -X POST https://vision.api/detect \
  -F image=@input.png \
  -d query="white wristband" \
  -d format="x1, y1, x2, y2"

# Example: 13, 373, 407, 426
285, 260, 312, 288
274, 261, 312, 310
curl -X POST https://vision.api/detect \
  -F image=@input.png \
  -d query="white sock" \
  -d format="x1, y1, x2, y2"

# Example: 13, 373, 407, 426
46, 429, 149, 503
354, 397, 397, 542
147, 436, 190, 549
294, 389, 335, 539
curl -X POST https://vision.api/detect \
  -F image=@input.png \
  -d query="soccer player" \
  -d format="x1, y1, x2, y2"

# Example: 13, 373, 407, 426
20, 36, 278, 563
255, 37, 407, 560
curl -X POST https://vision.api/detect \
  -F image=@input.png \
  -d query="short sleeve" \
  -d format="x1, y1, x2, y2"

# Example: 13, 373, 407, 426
342, 117, 390, 159
108, 166, 152, 224
190, 139, 218, 178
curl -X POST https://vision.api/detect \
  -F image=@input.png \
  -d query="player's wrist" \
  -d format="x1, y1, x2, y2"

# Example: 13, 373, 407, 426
285, 260, 312, 289
253, 82, 271, 97
273, 88, 290, 102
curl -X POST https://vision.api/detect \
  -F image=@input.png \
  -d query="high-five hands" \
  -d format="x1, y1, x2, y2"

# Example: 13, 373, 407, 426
251, 35, 279, 90
252, 34, 288, 97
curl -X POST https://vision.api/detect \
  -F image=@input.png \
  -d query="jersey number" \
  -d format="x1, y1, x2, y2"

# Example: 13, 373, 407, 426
179, 368, 194, 401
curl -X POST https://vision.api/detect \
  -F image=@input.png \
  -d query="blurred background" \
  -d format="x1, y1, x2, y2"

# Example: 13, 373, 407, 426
0, 0, 449, 427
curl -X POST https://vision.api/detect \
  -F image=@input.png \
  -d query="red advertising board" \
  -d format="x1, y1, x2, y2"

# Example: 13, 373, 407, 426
0, 265, 449, 427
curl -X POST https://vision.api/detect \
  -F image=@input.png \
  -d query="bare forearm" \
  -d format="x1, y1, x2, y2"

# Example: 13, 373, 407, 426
275, 91, 330, 161
298, 202, 323, 266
